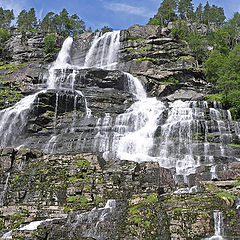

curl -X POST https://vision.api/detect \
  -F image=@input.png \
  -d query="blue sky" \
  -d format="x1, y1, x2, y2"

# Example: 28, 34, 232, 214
0, 0, 239, 30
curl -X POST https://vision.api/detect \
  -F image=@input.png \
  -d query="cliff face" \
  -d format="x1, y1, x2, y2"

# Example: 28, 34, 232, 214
0, 26, 239, 240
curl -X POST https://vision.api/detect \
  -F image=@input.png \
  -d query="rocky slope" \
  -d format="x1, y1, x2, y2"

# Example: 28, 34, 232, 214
0, 26, 239, 240
0, 148, 239, 239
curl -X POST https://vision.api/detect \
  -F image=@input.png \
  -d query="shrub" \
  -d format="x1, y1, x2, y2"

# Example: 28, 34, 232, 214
44, 34, 56, 53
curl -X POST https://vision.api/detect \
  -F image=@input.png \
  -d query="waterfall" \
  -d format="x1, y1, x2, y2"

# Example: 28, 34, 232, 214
1, 218, 60, 239
68, 199, 116, 239
0, 172, 10, 206
83, 31, 120, 69
204, 212, 225, 240
0, 92, 41, 147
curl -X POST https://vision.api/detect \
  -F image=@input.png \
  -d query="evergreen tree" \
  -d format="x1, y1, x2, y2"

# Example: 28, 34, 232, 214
203, 2, 211, 26
155, 0, 178, 25
69, 14, 86, 36
27, 8, 38, 30
178, 0, 194, 21
209, 5, 225, 26
17, 10, 28, 29
4, 10, 14, 27
101, 26, 113, 34
17, 8, 37, 30
194, 3, 203, 23
0, 8, 14, 27
58, 8, 70, 36
40, 12, 56, 33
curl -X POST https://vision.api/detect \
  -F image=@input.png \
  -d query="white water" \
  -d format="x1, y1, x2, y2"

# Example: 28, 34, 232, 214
204, 212, 225, 240
1, 218, 59, 239
83, 31, 120, 69
0, 172, 10, 206
0, 92, 42, 147
69, 199, 116, 239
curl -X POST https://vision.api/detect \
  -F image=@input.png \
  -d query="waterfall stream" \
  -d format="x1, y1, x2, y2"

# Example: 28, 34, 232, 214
0, 31, 239, 185
204, 212, 225, 240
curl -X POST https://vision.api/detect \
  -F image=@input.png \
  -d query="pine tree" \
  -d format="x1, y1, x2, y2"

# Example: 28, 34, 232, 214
178, 0, 194, 21
4, 9, 14, 27
17, 10, 28, 29
209, 5, 225, 26
194, 3, 203, 23
17, 8, 37, 30
101, 26, 113, 34
155, 0, 178, 25
69, 14, 86, 36
27, 8, 38, 30
203, 1, 211, 26
40, 12, 56, 33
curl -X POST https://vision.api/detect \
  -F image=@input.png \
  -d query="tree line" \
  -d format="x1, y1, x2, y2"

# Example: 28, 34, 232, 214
148, 0, 225, 27
0, 7, 112, 36
149, 0, 240, 119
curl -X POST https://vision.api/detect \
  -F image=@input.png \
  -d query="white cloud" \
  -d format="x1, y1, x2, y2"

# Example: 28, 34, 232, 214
0, 0, 27, 16
103, 2, 154, 17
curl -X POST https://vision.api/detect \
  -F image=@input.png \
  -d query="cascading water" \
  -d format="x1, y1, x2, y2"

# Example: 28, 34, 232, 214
204, 212, 225, 240
0, 30, 239, 185
83, 31, 120, 69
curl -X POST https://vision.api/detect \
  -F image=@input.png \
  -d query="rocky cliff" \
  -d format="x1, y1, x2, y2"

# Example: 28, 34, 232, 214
0, 26, 239, 240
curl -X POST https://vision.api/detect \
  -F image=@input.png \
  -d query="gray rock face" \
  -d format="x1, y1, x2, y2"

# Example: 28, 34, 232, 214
3, 29, 63, 64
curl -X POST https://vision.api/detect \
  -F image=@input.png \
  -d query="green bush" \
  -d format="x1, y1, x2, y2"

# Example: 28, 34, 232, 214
44, 34, 56, 53
0, 28, 10, 43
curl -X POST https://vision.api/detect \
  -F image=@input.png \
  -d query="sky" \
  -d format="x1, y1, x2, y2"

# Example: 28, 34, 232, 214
0, 0, 239, 30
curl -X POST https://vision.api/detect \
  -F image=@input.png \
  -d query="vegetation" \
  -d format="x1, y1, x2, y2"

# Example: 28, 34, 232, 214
148, 2, 240, 119
43, 34, 57, 53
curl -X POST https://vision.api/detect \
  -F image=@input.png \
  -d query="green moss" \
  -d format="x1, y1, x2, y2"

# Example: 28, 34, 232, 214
10, 209, 30, 229
4, 69, 15, 75
0, 217, 5, 231
67, 196, 88, 205
228, 144, 240, 148
178, 55, 194, 60
216, 192, 235, 206
95, 196, 104, 205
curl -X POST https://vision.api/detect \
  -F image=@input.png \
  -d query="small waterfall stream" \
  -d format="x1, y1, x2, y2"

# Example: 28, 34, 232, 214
204, 212, 225, 240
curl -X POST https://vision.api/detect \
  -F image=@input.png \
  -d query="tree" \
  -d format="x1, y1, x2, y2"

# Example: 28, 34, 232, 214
69, 14, 86, 36
203, 50, 226, 84
58, 8, 70, 36
17, 8, 37, 30
154, 0, 178, 25
147, 17, 161, 26
187, 30, 207, 64
178, 0, 194, 21
17, 10, 28, 29
209, 5, 225, 26
101, 26, 113, 34
40, 12, 56, 33
27, 8, 38, 30
223, 12, 240, 49
194, 3, 203, 23
203, 2, 211, 26
0, 8, 14, 27
171, 20, 189, 40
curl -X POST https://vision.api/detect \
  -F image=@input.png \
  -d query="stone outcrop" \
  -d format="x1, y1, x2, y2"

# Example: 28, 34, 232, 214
0, 148, 239, 239
0, 25, 240, 240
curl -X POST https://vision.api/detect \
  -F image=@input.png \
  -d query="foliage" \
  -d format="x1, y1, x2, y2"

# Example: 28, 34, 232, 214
0, 29, 10, 43
171, 20, 188, 40
44, 34, 56, 53
0, 7, 14, 27
101, 26, 113, 34
147, 18, 161, 26
178, 0, 194, 21
17, 8, 37, 30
